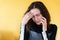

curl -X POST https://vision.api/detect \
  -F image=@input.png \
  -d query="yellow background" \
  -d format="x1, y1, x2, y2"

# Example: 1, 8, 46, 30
0, 0, 60, 40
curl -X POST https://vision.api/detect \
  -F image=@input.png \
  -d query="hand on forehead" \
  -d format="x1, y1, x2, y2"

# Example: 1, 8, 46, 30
30, 8, 41, 16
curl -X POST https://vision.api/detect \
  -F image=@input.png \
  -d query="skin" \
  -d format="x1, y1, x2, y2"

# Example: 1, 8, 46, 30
22, 8, 47, 31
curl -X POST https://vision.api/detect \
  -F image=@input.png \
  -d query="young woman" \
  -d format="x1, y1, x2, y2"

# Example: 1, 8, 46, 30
20, 1, 57, 40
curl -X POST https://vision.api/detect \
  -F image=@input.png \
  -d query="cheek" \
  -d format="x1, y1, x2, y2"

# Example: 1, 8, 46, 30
32, 17, 42, 25
32, 16, 42, 22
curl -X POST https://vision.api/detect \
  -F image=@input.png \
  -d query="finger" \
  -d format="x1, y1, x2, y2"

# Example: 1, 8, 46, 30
28, 12, 33, 17
25, 12, 32, 19
41, 18, 46, 22
41, 16, 46, 21
40, 18, 47, 25
41, 20, 45, 24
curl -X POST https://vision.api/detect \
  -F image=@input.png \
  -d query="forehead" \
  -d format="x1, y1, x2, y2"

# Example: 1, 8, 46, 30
30, 8, 41, 15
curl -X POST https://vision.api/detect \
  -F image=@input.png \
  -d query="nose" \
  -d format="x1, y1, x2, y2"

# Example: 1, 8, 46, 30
34, 16, 38, 21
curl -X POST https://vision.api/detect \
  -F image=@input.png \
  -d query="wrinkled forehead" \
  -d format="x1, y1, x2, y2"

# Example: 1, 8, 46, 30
30, 8, 41, 16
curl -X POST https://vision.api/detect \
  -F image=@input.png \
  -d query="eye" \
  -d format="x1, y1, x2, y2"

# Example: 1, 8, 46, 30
36, 14, 40, 16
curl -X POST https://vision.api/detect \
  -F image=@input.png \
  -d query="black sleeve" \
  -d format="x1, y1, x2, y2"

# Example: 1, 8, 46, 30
47, 24, 57, 40
24, 26, 29, 40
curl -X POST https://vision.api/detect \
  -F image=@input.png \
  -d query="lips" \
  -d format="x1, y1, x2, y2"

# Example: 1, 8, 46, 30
36, 21, 40, 23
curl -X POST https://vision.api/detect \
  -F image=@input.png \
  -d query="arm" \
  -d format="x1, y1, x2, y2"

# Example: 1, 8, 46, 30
42, 31, 48, 40
49, 24, 57, 40
20, 12, 33, 40
20, 24, 25, 40
41, 16, 48, 40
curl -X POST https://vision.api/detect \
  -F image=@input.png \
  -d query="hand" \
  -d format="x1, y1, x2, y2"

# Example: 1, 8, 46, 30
21, 12, 33, 25
41, 16, 47, 32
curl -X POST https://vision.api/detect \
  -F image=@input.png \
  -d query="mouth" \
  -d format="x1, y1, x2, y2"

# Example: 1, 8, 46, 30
36, 21, 40, 23
36, 20, 41, 22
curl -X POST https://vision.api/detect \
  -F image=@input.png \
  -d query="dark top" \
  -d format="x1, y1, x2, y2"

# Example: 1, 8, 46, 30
24, 24, 57, 40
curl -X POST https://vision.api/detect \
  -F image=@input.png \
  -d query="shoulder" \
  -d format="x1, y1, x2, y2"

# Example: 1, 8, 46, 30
49, 24, 57, 32
50, 24, 57, 29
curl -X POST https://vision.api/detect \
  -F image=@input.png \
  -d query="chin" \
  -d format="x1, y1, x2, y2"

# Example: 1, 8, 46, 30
36, 23, 41, 25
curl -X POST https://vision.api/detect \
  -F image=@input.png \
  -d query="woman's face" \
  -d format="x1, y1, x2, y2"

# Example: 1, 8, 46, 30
30, 8, 42, 25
